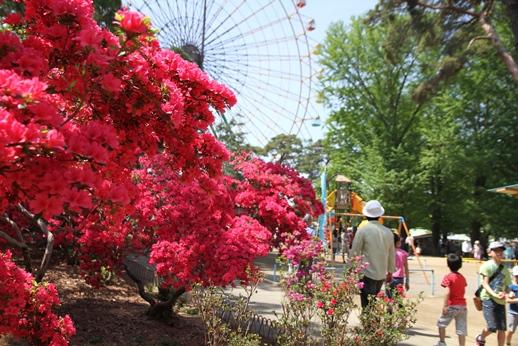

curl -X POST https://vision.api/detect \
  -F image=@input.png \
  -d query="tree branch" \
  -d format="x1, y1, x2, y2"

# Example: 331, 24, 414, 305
478, 13, 518, 87
2, 214, 32, 272
396, 102, 423, 145
0, 229, 27, 249
157, 286, 186, 309
17, 204, 54, 282
413, 0, 479, 17
34, 218, 54, 282
124, 263, 158, 306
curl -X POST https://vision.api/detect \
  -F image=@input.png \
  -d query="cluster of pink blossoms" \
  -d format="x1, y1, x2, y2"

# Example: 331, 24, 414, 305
131, 154, 272, 289
228, 153, 324, 250
0, 251, 75, 345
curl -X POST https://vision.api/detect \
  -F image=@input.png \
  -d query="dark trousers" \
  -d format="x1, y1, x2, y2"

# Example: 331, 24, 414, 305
360, 276, 384, 308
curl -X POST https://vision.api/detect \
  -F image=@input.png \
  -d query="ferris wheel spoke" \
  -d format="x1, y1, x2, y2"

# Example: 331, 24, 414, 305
235, 93, 289, 134
204, 0, 276, 47
133, 1, 164, 24
229, 101, 278, 143
203, 0, 230, 37
207, 16, 296, 50
235, 85, 304, 125
205, 58, 304, 82
185, 2, 202, 45
203, 0, 250, 45
205, 53, 304, 65
191, 2, 207, 44
178, 1, 190, 43
216, 70, 304, 104
157, 9, 190, 45
248, 55, 303, 62
214, 69, 299, 123
230, 107, 271, 144
206, 36, 302, 55
161, 21, 187, 47
207, 59, 306, 84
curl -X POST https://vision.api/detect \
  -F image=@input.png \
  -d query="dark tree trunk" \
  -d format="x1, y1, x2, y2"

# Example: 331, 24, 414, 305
146, 287, 186, 322
430, 175, 443, 256
470, 175, 486, 254
146, 300, 175, 321
125, 263, 186, 323
470, 219, 482, 245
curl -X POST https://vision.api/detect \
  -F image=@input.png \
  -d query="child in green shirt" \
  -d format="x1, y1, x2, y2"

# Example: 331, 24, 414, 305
475, 241, 512, 346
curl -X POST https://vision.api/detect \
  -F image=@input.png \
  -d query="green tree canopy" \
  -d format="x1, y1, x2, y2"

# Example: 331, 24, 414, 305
317, 15, 429, 220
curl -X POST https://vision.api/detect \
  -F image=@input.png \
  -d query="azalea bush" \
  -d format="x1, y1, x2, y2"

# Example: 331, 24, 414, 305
276, 238, 325, 346
346, 288, 422, 345
0, 251, 75, 345
1, 0, 236, 340
191, 269, 264, 346
277, 239, 421, 346
126, 152, 322, 318
226, 153, 324, 251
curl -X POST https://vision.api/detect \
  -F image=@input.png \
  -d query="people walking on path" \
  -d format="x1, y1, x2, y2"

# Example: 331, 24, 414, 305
506, 265, 518, 346
340, 226, 351, 263
475, 241, 512, 346
351, 200, 395, 309
474, 240, 483, 260
434, 253, 467, 346
462, 240, 472, 258
406, 234, 415, 256
386, 232, 409, 298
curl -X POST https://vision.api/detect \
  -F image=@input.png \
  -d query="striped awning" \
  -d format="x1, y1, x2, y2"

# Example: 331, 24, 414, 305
488, 184, 518, 198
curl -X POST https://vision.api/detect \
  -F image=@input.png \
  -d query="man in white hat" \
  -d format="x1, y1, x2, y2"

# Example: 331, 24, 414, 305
351, 200, 396, 309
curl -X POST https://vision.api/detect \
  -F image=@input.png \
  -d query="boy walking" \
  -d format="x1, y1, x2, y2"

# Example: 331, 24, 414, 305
506, 266, 518, 346
475, 241, 512, 346
435, 253, 467, 346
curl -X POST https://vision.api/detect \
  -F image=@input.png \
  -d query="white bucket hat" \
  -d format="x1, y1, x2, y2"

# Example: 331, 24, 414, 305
362, 200, 385, 218
488, 241, 506, 252
513, 266, 518, 276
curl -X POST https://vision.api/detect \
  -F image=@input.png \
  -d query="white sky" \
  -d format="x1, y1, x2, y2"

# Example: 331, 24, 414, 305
300, 0, 378, 143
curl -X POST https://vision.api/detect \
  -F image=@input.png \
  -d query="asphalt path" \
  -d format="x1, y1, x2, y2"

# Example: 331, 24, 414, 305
225, 253, 516, 345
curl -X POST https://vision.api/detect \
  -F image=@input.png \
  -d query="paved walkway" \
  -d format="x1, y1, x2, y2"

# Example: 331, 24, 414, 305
226, 254, 510, 345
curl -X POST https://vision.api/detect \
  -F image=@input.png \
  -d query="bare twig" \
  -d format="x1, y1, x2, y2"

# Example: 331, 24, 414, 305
467, 35, 491, 49
17, 203, 35, 219
0, 230, 28, 249
414, 0, 480, 17
2, 214, 32, 272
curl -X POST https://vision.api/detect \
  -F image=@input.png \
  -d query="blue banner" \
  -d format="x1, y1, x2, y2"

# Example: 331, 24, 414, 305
318, 169, 327, 244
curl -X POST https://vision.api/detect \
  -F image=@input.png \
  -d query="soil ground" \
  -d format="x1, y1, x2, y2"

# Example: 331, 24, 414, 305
0, 264, 205, 346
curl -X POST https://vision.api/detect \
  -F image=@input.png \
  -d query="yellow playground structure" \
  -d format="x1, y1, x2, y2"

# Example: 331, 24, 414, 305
324, 175, 430, 284
325, 175, 410, 244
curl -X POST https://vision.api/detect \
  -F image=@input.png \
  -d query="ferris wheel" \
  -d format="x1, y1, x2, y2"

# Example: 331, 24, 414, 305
124, 0, 316, 147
